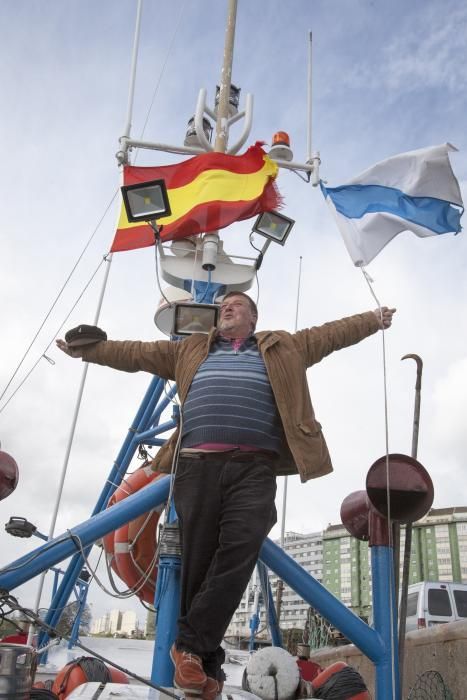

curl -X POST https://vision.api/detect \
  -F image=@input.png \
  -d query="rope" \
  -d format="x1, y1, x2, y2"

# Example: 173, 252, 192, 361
30, 690, 58, 699
313, 665, 368, 698
57, 656, 112, 689
68, 530, 157, 601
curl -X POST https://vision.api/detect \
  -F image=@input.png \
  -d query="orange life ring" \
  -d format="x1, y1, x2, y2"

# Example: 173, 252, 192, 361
103, 464, 165, 604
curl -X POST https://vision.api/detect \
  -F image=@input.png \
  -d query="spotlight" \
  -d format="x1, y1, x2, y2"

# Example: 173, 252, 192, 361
121, 179, 171, 223
252, 211, 295, 246
173, 303, 219, 336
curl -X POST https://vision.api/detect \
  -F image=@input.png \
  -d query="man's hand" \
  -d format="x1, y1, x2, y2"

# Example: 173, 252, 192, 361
373, 307, 396, 329
56, 339, 84, 358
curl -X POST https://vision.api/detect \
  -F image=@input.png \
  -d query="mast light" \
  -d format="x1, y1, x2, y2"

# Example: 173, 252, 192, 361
121, 179, 171, 223
184, 116, 213, 148
215, 83, 241, 117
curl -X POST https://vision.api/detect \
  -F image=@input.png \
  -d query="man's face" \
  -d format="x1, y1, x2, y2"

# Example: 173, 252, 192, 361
218, 295, 256, 337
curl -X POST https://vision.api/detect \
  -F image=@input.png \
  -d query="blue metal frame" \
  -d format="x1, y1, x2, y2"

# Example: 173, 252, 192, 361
68, 579, 90, 649
36, 375, 178, 648
1, 479, 399, 698
257, 560, 282, 647
151, 502, 181, 685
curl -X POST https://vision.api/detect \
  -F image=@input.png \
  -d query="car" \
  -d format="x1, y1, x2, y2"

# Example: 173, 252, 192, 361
404, 581, 467, 632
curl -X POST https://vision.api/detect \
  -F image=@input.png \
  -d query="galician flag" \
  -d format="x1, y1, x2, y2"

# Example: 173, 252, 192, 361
321, 143, 463, 266
111, 142, 281, 253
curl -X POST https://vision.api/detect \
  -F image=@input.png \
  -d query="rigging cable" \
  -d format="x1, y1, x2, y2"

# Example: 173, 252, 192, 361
0, 592, 180, 699
135, 0, 188, 154
1, 0, 187, 408
0, 255, 108, 414
0, 195, 117, 406
360, 265, 397, 700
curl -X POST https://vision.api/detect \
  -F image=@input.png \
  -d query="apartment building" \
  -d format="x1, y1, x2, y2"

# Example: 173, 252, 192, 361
226, 507, 467, 638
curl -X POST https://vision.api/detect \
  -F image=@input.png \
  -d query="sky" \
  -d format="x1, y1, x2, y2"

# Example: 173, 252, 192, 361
0, 0, 466, 628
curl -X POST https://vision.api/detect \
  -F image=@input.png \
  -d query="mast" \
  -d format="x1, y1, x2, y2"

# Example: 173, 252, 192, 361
201, 0, 237, 273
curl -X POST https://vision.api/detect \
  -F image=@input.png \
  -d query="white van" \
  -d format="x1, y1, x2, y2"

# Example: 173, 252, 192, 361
404, 581, 467, 632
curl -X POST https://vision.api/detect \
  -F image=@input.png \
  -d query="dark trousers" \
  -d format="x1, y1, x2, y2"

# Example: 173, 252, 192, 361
173, 451, 277, 676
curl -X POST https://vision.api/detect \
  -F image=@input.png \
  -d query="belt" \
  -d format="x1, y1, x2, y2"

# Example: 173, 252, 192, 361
179, 449, 278, 462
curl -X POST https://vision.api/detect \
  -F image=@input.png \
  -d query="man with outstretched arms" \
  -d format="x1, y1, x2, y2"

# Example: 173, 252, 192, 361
57, 294, 395, 699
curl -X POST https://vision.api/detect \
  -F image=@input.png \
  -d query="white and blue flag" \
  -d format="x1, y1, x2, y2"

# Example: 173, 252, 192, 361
321, 143, 463, 266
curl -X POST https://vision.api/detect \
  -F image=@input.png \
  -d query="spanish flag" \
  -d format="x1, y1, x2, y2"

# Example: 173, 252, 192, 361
111, 142, 281, 253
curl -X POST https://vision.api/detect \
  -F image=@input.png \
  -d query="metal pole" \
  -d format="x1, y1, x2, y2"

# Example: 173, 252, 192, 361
117, 0, 144, 163
0, 476, 171, 591
202, 0, 238, 270
257, 561, 282, 647
214, 0, 237, 153
248, 587, 261, 652
151, 509, 182, 686
276, 257, 303, 621
28, 256, 113, 645
398, 354, 423, 693
306, 32, 313, 162
372, 546, 401, 700
259, 538, 385, 663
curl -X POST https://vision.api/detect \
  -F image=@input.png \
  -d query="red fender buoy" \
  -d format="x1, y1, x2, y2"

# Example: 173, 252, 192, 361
0, 450, 19, 501
103, 464, 164, 604
51, 657, 128, 698
311, 662, 370, 699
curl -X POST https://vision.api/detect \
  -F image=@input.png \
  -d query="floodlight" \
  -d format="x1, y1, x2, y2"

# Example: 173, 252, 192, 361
78, 568, 91, 583
173, 303, 219, 336
252, 211, 295, 246
121, 179, 171, 223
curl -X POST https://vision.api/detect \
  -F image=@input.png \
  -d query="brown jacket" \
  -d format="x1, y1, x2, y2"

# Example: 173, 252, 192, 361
82, 311, 380, 483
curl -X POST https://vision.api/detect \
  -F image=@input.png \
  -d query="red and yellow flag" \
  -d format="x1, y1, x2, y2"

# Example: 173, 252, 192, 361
111, 142, 281, 253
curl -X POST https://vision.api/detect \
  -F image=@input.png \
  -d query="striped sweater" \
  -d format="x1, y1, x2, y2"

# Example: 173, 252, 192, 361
181, 336, 283, 452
